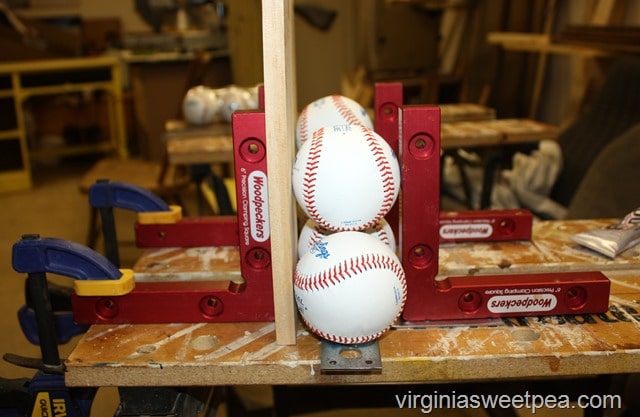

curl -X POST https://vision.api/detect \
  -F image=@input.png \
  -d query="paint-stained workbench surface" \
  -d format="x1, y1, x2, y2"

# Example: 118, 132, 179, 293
133, 246, 242, 283
65, 219, 640, 387
439, 218, 640, 276
131, 219, 638, 281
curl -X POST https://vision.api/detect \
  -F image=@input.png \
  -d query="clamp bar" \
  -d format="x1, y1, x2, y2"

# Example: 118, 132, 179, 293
12, 235, 134, 297
89, 180, 170, 212
13, 235, 122, 279
89, 180, 173, 266
25, 270, 63, 373
18, 306, 87, 345
10, 234, 131, 379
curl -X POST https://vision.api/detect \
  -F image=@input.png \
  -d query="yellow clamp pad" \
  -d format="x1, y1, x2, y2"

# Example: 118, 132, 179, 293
74, 269, 135, 296
137, 204, 183, 225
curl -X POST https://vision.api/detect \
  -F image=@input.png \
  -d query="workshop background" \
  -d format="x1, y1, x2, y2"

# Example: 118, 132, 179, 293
0, 0, 639, 416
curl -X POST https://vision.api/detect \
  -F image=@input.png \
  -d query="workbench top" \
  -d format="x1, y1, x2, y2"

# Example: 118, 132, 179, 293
65, 270, 640, 387
65, 218, 640, 387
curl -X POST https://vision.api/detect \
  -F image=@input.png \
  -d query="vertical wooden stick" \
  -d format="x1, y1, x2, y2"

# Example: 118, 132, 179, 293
261, 0, 298, 345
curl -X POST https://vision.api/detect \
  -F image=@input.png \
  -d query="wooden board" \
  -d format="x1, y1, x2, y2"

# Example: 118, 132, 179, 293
164, 120, 234, 165
165, 135, 233, 165
441, 118, 559, 149
261, 0, 298, 345
65, 269, 640, 387
164, 119, 232, 138
163, 117, 557, 166
439, 103, 496, 123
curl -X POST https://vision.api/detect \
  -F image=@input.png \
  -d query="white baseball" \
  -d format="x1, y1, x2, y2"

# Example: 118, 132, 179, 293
294, 231, 406, 344
298, 218, 396, 259
182, 85, 222, 125
292, 124, 401, 232
296, 94, 373, 149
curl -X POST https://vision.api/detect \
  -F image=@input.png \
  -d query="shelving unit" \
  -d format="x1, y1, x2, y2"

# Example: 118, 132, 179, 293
0, 55, 128, 192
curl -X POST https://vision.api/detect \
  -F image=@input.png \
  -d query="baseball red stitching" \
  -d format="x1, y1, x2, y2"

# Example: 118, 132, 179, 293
299, 95, 360, 146
372, 223, 391, 247
360, 126, 398, 228
332, 95, 365, 127
294, 253, 407, 344
300, 315, 389, 345
302, 128, 324, 226
300, 124, 398, 232
294, 253, 405, 292
306, 225, 326, 251
307, 223, 391, 251
298, 106, 309, 145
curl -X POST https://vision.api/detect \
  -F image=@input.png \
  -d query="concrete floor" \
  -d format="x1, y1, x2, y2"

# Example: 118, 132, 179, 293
0, 160, 595, 416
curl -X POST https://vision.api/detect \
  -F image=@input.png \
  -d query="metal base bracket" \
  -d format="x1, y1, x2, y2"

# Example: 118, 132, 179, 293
320, 340, 382, 374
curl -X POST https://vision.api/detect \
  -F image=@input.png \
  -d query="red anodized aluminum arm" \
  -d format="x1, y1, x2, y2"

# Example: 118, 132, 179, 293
72, 111, 275, 324
398, 105, 610, 321
374, 82, 403, 241
373, 82, 535, 244
438, 209, 533, 243
399, 105, 442, 321
135, 215, 239, 248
